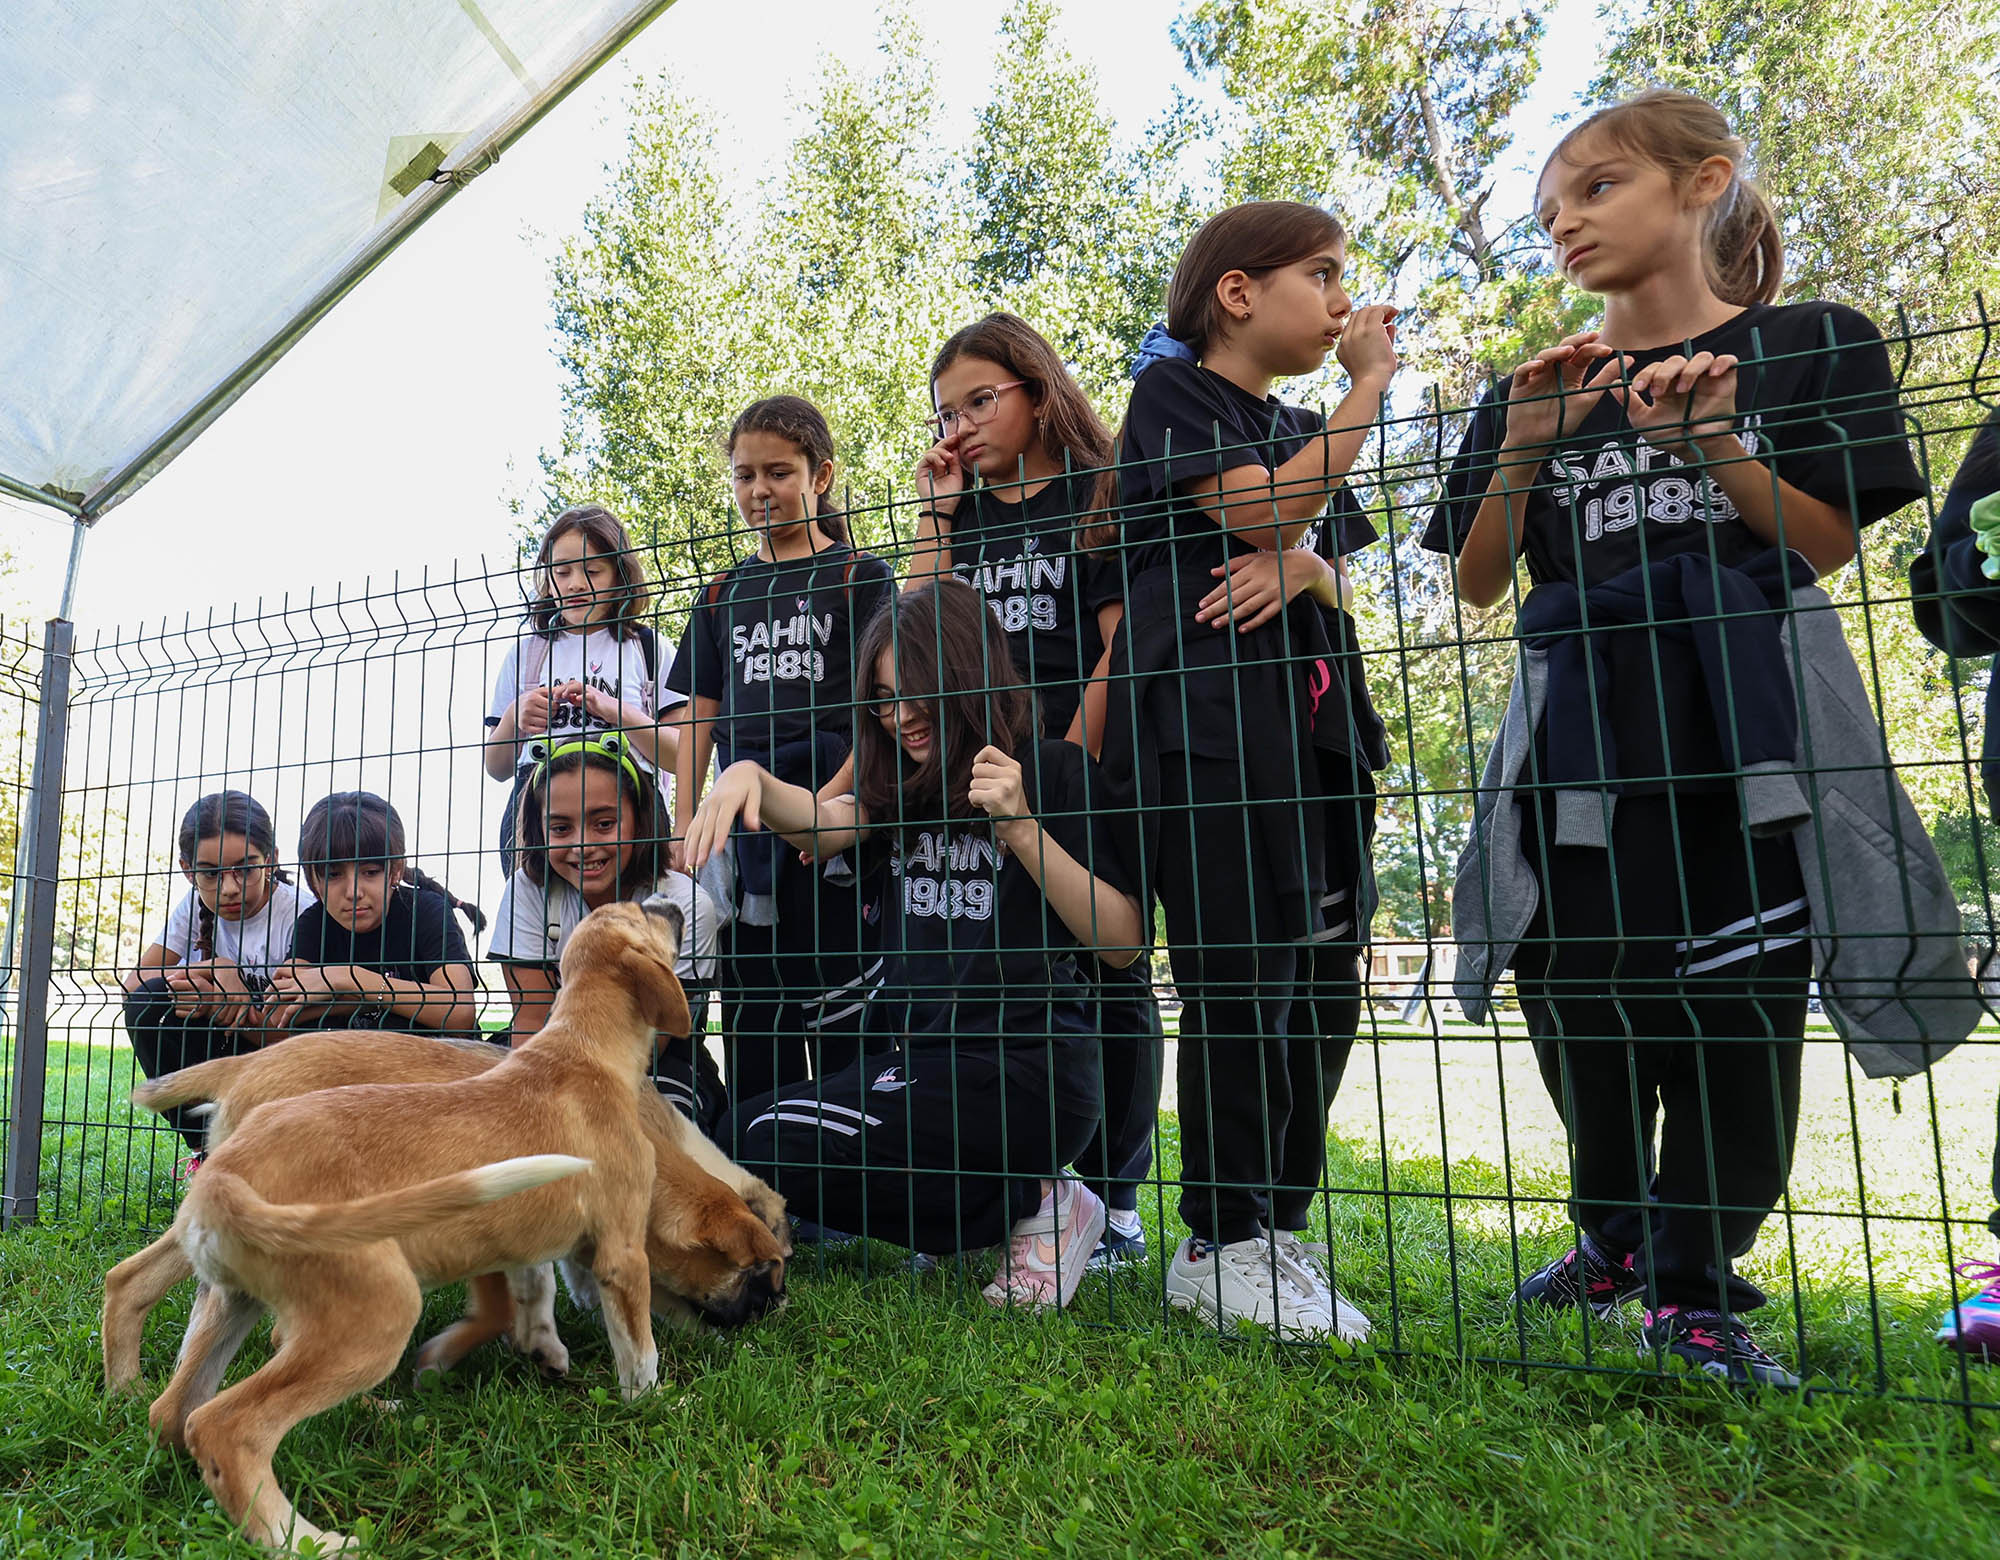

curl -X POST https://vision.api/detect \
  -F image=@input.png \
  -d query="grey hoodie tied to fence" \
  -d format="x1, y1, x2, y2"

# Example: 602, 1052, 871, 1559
1449, 582, 1984, 1077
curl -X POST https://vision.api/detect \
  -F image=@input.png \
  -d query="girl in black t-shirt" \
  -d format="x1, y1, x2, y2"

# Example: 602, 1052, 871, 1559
912, 310, 1167, 1268
1424, 90, 1925, 1388
1096, 200, 1398, 1342
267, 791, 484, 1038
670, 396, 896, 1109
693, 579, 1146, 1311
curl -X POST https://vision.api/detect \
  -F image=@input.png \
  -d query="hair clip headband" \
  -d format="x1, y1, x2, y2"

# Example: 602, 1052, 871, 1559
530, 734, 647, 798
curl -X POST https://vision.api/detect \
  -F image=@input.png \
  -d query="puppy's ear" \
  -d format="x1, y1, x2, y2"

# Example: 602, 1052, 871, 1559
622, 945, 692, 1040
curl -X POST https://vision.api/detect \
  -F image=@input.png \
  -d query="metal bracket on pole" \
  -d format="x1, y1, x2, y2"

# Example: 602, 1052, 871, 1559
4, 618, 74, 1229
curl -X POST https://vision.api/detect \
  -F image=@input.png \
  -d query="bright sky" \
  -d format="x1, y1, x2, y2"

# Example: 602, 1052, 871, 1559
0, 0, 1594, 627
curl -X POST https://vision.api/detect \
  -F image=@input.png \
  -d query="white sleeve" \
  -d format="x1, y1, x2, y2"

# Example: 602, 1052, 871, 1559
487, 639, 522, 727
655, 635, 685, 717
487, 873, 554, 963
160, 890, 198, 960
657, 871, 720, 984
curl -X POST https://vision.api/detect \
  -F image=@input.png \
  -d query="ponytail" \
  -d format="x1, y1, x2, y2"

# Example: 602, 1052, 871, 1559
1549, 89, 1784, 307
405, 866, 488, 937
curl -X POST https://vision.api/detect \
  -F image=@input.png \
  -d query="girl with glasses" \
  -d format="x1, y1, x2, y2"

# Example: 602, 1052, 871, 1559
911, 311, 1166, 1269
123, 790, 313, 1149
692, 578, 1145, 1309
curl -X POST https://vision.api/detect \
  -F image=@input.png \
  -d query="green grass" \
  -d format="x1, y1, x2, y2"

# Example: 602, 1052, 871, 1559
5, 1018, 2000, 1555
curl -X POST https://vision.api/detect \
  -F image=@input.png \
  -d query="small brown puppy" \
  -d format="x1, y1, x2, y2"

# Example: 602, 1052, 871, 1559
130, 901, 695, 1555
104, 1031, 789, 1394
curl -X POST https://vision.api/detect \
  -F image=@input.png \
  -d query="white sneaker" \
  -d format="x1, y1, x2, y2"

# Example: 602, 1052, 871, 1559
1164, 1235, 1331, 1340
1268, 1229, 1372, 1343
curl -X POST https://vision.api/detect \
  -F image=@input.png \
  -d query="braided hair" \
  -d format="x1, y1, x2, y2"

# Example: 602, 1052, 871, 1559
177, 791, 289, 960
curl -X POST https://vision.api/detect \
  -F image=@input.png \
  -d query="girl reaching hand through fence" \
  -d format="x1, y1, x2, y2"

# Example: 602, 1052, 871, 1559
1096, 200, 1397, 1341
670, 396, 896, 1110
911, 310, 1167, 1270
122, 790, 313, 1150
488, 734, 727, 1130
483, 503, 683, 872
266, 791, 484, 1038
694, 578, 1146, 1310
1426, 89, 1956, 1388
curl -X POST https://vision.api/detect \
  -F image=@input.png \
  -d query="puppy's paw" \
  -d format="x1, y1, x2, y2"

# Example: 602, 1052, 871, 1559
738, 1178, 791, 1247
514, 1323, 570, 1379
618, 1354, 660, 1402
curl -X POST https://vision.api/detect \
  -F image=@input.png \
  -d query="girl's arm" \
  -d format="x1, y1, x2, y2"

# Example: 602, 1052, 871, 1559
1180, 307, 1398, 548
907, 438, 965, 577
684, 761, 867, 869
578, 685, 682, 773
264, 960, 477, 1034
969, 747, 1144, 965
1452, 335, 1629, 608
1623, 353, 1859, 577
484, 683, 557, 780
124, 942, 177, 992
1066, 602, 1125, 757
501, 964, 559, 1044
671, 695, 722, 867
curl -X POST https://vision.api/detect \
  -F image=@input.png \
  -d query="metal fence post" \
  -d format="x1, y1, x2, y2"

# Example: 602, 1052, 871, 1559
3, 618, 74, 1230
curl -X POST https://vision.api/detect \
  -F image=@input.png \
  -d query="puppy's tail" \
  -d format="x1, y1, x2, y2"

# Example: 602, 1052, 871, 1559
190, 1155, 592, 1254
132, 1053, 260, 1115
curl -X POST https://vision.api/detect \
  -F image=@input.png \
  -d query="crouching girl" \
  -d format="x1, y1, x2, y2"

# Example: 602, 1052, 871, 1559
690, 578, 1146, 1310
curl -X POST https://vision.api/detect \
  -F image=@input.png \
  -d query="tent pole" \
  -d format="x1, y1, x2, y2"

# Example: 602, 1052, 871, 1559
57, 518, 89, 619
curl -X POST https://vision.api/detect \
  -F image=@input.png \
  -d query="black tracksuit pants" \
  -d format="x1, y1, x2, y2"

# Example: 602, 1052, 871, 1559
123, 977, 262, 1150
1073, 959, 1165, 1216
732, 1044, 1100, 1254
1514, 791, 1811, 1313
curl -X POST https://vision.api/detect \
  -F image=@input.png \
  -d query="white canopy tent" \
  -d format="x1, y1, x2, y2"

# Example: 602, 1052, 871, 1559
0, 0, 677, 608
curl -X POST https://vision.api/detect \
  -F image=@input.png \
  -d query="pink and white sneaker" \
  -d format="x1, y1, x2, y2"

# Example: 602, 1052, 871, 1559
1936, 1260, 2000, 1356
983, 1177, 1107, 1312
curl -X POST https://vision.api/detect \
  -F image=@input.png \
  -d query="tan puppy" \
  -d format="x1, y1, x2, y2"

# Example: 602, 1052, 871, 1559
104, 1031, 789, 1394
129, 901, 695, 1555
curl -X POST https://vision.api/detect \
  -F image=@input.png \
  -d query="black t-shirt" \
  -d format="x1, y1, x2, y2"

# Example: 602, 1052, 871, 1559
669, 544, 896, 769
1423, 300, 1924, 788
877, 740, 1136, 1109
287, 884, 473, 1033
1113, 356, 1379, 760
948, 473, 1114, 738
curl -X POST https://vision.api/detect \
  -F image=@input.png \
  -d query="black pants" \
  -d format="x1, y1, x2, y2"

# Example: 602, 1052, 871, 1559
1073, 959, 1165, 1216
732, 1046, 1100, 1254
652, 987, 729, 1140
123, 978, 261, 1150
1271, 937, 1363, 1234
1514, 791, 1811, 1313
1155, 755, 1307, 1246
721, 860, 880, 1106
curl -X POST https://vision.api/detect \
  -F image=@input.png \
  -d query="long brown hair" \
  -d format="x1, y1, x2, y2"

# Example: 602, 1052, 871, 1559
852, 578, 1035, 824
1548, 89, 1783, 307
1086, 201, 1347, 551
529, 504, 651, 638
727, 395, 850, 545
297, 791, 486, 935
930, 313, 1113, 483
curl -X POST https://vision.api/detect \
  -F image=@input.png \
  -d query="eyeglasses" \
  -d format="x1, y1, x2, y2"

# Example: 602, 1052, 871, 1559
191, 863, 267, 887
866, 686, 935, 720
924, 381, 1026, 439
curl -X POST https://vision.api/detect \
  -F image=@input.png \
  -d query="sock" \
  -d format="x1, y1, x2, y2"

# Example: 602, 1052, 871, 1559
1107, 1208, 1142, 1239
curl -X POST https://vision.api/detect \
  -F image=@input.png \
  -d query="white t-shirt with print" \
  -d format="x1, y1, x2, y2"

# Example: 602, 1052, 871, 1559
159, 879, 314, 986
485, 626, 685, 775
488, 871, 721, 984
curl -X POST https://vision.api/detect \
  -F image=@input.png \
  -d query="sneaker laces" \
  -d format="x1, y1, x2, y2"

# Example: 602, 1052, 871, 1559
1955, 1259, 2000, 1298
174, 1150, 205, 1182
1217, 1238, 1318, 1311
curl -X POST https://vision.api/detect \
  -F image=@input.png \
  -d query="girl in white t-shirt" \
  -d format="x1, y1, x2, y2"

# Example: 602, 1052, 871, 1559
489, 735, 726, 1129
122, 790, 312, 1149
483, 504, 686, 868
